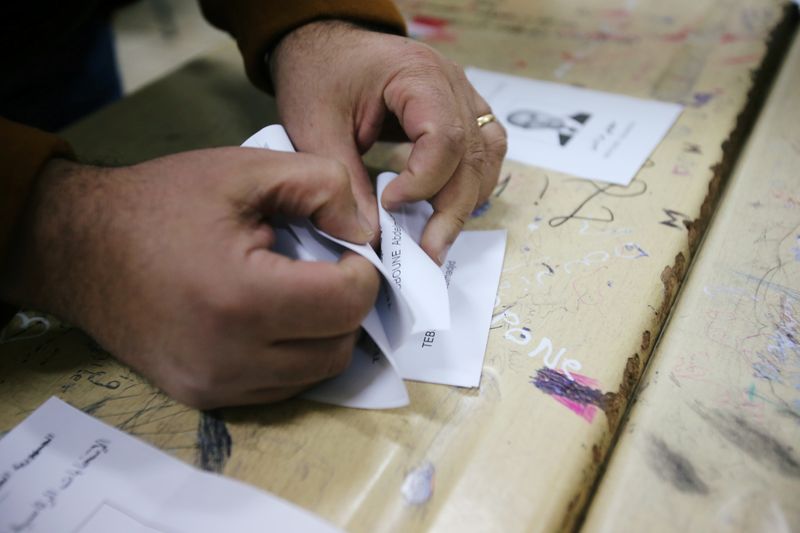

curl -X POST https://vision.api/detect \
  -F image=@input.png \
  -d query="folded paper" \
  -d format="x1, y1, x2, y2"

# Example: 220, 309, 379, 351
241, 126, 507, 409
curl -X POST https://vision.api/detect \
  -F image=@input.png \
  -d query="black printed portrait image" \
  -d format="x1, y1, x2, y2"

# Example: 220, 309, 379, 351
506, 109, 591, 147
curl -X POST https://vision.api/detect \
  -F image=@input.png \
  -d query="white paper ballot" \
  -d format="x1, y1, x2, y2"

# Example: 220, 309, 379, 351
466, 67, 683, 186
375, 174, 451, 335
241, 125, 507, 409
393, 230, 507, 387
0, 397, 340, 533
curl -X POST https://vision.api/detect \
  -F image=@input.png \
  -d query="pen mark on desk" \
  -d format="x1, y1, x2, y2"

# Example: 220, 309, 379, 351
197, 410, 231, 473
116, 394, 172, 432
660, 208, 691, 230
531, 368, 609, 423
647, 435, 709, 494
81, 398, 110, 416
471, 201, 492, 218
493, 172, 513, 197
0, 312, 54, 344
548, 178, 647, 228
735, 272, 800, 303
683, 142, 702, 154
693, 405, 800, 478
534, 173, 549, 205
753, 298, 798, 382
689, 91, 720, 108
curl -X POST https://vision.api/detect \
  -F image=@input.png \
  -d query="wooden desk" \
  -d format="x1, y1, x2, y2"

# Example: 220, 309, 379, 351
584, 27, 800, 532
1, 1, 796, 531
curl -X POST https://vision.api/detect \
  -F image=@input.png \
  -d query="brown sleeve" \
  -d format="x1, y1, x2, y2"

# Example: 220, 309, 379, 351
199, 0, 407, 92
0, 117, 74, 324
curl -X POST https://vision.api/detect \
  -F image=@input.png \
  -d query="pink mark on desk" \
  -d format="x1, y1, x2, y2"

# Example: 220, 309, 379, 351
531, 368, 606, 423
723, 53, 762, 65
672, 164, 690, 176
407, 15, 455, 43
597, 8, 631, 20
661, 27, 692, 43
720, 32, 741, 44
412, 15, 448, 27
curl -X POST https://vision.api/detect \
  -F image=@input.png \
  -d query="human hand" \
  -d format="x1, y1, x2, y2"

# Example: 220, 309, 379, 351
1, 149, 380, 408
271, 20, 507, 264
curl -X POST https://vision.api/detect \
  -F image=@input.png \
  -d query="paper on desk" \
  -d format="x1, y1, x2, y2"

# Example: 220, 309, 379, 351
393, 229, 507, 387
242, 126, 506, 408
0, 397, 340, 533
466, 67, 683, 186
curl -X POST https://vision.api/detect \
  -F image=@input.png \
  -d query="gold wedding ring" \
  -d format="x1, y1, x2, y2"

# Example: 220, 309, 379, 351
476, 113, 496, 128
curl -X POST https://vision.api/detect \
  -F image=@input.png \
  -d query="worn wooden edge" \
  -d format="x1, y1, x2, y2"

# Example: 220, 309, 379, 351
573, 4, 799, 530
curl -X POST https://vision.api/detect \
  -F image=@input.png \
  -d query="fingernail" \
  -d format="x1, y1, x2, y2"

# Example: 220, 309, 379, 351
437, 244, 452, 265
357, 210, 375, 239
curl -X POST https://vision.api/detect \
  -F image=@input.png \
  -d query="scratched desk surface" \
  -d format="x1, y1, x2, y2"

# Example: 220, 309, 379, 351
582, 28, 800, 532
0, 1, 796, 531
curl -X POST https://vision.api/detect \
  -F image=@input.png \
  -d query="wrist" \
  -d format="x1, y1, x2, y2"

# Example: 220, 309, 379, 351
269, 20, 373, 93
0, 158, 109, 325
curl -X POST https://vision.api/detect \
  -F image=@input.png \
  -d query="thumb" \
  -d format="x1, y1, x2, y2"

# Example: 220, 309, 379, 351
284, 115, 380, 243
245, 149, 374, 244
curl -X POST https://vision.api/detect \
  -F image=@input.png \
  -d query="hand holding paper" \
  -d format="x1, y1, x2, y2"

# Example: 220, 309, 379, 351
270, 20, 508, 262
4, 147, 381, 410
242, 126, 507, 409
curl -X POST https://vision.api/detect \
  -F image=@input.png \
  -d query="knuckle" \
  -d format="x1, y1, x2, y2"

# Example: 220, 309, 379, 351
433, 200, 470, 230
452, 211, 469, 228
461, 145, 489, 183
403, 43, 441, 67
449, 60, 468, 81
302, 158, 353, 216
391, 73, 446, 108
435, 123, 467, 153
391, 47, 451, 93
433, 190, 478, 229
486, 127, 509, 159
320, 159, 351, 193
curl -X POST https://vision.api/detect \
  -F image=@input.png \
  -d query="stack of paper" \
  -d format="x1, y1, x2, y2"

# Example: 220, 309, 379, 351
242, 126, 507, 409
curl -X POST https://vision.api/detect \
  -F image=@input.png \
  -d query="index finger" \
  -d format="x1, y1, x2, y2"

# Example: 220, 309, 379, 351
380, 72, 467, 210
